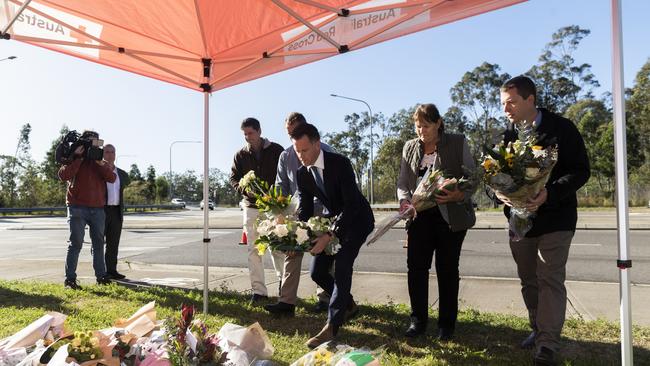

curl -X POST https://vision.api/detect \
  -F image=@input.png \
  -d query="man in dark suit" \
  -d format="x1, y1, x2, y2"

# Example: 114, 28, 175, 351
103, 144, 131, 280
290, 123, 374, 348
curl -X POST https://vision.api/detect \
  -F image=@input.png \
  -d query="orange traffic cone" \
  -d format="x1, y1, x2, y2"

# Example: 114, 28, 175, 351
239, 230, 248, 245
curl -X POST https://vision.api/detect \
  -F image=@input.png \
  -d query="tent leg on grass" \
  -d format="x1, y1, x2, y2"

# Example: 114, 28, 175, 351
202, 89, 211, 314
610, 0, 633, 364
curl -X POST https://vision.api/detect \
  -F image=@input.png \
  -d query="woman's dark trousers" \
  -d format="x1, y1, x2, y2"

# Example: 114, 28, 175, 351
407, 207, 466, 330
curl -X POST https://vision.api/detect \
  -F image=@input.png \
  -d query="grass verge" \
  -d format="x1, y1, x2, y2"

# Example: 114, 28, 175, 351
1, 280, 649, 365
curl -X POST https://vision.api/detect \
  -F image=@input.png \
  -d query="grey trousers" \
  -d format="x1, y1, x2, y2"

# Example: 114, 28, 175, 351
510, 230, 574, 352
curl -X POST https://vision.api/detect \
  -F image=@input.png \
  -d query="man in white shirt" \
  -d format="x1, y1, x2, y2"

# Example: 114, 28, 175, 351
103, 144, 130, 280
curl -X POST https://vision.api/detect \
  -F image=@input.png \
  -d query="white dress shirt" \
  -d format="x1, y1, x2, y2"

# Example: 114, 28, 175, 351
106, 168, 120, 206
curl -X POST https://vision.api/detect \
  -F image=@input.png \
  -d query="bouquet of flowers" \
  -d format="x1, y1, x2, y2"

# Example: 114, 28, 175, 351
239, 171, 296, 215
364, 168, 471, 246
305, 216, 341, 256
255, 216, 340, 256
481, 123, 558, 241
291, 342, 383, 366
47, 331, 104, 364
164, 304, 227, 366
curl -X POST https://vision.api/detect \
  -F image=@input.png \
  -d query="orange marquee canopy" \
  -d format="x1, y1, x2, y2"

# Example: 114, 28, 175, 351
1, 0, 528, 315
1, 0, 525, 92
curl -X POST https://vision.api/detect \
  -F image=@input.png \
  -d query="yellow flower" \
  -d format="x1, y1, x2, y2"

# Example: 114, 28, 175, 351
482, 158, 500, 172
313, 348, 333, 364
256, 243, 268, 256
532, 145, 543, 150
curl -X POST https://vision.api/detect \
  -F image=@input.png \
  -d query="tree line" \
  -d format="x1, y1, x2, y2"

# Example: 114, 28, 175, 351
0, 125, 241, 208
1, 25, 649, 208
326, 25, 650, 207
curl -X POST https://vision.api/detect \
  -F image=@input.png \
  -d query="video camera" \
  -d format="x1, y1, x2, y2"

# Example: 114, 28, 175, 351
55, 130, 104, 165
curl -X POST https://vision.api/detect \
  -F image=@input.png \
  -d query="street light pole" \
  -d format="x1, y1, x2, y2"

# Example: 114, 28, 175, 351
330, 93, 374, 205
169, 140, 201, 199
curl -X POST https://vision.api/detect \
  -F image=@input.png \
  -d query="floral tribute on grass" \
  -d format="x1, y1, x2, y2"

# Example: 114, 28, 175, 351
0, 302, 277, 366
163, 304, 227, 366
291, 342, 384, 366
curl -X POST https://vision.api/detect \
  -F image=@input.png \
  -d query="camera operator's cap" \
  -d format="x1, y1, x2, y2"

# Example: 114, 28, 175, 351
81, 130, 99, 139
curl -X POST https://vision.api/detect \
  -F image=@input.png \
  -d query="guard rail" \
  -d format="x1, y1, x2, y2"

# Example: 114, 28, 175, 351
0, 204, 183, 216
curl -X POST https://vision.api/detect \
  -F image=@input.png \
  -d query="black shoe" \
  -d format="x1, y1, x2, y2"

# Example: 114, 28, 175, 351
96, 277, 112, 285
404, 317, 427, 338
106, 271, 126, 280
249, 294, 268, 305
437, 328, 454, 341
521, 331, 537, 349
264, 302, 295, 316
313, 301, 329, 313
64, 279, 81, 290
533, 346, 557, 366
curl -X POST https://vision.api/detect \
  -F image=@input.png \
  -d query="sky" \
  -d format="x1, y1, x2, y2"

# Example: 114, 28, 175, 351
1, 0, 649, 179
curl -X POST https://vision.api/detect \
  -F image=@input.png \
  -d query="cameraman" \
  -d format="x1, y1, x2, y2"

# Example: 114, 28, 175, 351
58, 130, 116, 289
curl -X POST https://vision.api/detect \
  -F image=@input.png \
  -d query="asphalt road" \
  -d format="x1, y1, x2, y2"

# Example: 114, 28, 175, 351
1, 225, 647, 284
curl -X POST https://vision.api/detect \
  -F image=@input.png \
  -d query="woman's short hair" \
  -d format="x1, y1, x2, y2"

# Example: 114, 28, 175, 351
413, 103, 444, 133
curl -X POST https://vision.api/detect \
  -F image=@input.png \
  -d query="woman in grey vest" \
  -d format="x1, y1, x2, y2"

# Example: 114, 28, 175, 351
397, 103, 477, 340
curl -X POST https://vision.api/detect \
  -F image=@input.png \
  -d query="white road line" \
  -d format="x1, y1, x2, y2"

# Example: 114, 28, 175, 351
38, 246, 169, 250
118, 246, 169, 252
133, 236, 176, 240
139, 277, 200, 286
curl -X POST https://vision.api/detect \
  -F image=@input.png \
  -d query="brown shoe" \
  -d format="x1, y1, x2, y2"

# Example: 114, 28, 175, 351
306, 323, 337, 349
344, 300, 359, 322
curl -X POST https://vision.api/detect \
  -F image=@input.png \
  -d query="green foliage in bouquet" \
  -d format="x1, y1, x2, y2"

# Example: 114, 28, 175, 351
255, 216, 340, 256
306, 216, 341, 256
255, 216, 313, 255
427, 169, 472, 195
481, 124, 557, 193
164, 304, 227, 366
239, 171, 293, 214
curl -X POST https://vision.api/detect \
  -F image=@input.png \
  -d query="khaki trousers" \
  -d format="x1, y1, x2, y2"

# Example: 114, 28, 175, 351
243, 206, 284, 296
279, 252, 304, 304
510, 230, 574, 352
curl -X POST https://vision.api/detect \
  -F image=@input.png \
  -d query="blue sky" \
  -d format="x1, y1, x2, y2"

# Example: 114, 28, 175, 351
1, 0, 648, 178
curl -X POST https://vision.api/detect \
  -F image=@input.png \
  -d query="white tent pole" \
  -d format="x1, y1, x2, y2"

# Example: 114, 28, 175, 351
202, 89, 210, 314
610, 0, 633, 364
201, 57, 212, 314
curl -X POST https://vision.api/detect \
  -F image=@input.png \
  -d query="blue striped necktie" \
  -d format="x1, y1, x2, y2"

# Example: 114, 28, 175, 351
309, 166, 326, 196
